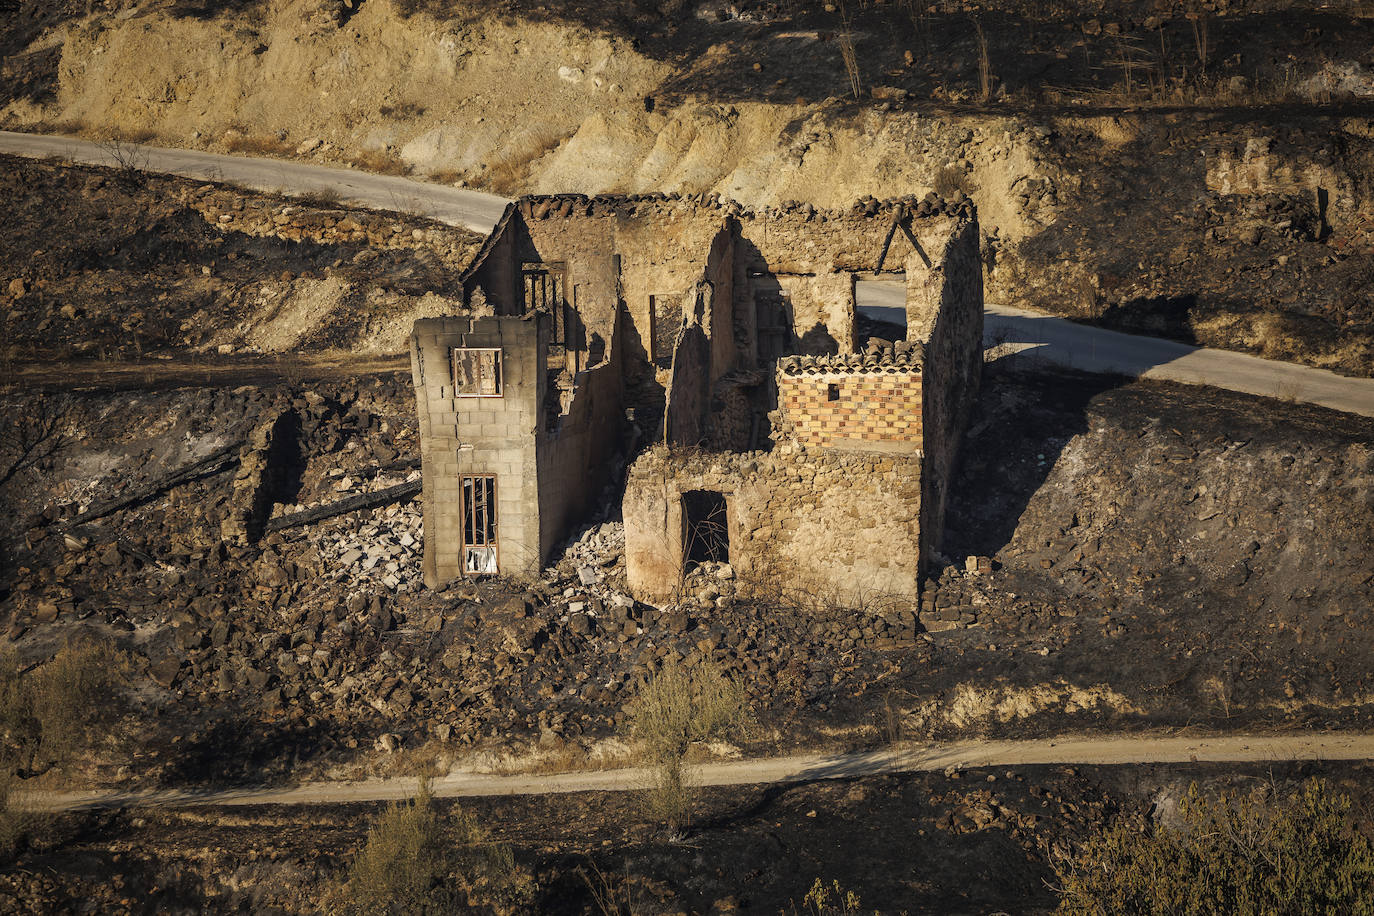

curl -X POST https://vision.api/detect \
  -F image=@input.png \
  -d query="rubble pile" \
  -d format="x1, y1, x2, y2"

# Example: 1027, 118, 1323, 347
305, 476, 425, 594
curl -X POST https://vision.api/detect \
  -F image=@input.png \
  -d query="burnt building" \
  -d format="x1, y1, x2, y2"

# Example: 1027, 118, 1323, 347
410, 192, 982, 605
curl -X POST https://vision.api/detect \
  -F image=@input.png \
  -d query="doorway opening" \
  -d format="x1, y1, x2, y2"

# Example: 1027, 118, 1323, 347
683, 490, 729, 567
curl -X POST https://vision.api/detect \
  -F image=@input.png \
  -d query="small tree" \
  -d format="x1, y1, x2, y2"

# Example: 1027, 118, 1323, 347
625, 662, 750, 837
1054, 779, 1374, 915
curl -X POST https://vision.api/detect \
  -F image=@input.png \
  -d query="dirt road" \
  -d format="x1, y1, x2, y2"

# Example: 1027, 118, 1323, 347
25, 732, 1374, 812
1, 354, 411, 392
5, 130, 1371, 416
858, 280, 1374, 418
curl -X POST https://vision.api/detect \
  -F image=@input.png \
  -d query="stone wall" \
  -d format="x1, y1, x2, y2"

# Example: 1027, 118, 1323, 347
462, 203, 522, 315
917, 219, 985, 568
624, 445, 924, 607
190, 190, 475, 267
431, 192, 981, 596
458, 192, 975, 373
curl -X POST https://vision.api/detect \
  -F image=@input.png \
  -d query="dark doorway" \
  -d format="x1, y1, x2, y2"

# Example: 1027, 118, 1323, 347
683, 490, 729, 566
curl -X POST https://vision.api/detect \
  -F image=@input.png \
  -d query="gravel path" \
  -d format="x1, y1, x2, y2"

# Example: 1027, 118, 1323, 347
25, 732, 1374, 812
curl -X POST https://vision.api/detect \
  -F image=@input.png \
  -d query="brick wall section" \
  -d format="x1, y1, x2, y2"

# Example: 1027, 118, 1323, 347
778, 370, 923, 453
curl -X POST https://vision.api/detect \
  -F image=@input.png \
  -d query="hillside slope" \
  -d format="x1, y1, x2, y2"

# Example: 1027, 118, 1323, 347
1, 0, 1372, 374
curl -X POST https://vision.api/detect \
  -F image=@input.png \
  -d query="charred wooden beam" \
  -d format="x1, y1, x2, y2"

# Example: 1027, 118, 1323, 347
263, 479, 421, 533
61, 441, 244, 529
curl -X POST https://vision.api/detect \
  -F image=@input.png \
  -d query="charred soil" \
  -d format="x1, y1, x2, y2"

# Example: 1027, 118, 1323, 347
0, 366, 1368, 798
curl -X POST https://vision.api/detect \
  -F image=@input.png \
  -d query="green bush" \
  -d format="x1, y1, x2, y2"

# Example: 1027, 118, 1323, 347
1054, 779, 1374, 915
624, 661, 751, 836
343, 780, 531, 915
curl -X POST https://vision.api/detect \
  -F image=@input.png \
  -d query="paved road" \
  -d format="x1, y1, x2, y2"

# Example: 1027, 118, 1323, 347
0, 130, 508, 233
23, 732, 1374, 811
5, 131, 1372, 417
857, 281, 1374, 418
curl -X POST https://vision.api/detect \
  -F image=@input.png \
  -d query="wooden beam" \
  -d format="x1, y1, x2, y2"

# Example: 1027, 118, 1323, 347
61, 441, 243, 529
264, 479, 422, 533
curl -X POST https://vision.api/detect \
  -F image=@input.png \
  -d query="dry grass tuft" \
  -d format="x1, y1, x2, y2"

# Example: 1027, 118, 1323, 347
484, 128, 567, 197
351, 149, 412, 176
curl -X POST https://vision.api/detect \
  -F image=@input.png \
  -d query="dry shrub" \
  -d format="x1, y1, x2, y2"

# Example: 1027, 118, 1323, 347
0, 639, 127, 779
971, 16, 993, 102
224, 133, 294, 157
341, 779, 531, 914
836, 2, 862, 102
1054, 779, 1374, 915
425, 169, 468, 186
801, 878, 864, 915
485, 129, 567, 197
931, 163, 972, 201
0, 639, 127, 859
292, 186, 342, 208
352, 149, 412, 176
624, 662, 750, 836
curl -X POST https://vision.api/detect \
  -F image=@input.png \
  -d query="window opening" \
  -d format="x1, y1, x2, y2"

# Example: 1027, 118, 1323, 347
452, 348, 502, 397
854, 275, 908, 348
522, 261, 564, 327
754, 291, 792, 361
461, 475, 498, 574
827, 384, 841, 401
650, 294, 679, 368
683, 490, 729, 567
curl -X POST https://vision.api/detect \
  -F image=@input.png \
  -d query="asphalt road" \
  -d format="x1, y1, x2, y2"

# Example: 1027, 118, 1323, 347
0, 129, 509, 233
4, 130, 1372, 417
23, 732, 1374, 811
857, 280, 1374, 417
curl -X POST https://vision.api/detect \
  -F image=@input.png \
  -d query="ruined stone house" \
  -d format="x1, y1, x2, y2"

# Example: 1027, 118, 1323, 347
410, 191, 983, 605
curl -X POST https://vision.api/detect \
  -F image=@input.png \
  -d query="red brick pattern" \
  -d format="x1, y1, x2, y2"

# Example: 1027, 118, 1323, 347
779, 371, 923, 450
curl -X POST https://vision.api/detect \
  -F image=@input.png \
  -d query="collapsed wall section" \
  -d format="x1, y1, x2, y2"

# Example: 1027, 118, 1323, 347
535, 308, 627, 564
734, 197, 974, 356
624, 447, 923, 607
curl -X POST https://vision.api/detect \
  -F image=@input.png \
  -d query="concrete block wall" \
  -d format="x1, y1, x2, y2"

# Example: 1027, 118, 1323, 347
411, 315, 543, 586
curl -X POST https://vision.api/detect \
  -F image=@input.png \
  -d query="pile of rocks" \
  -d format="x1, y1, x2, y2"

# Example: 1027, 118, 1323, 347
307, 485, 425, 594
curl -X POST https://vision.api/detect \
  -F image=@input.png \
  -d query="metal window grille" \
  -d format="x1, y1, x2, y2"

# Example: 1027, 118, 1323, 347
461, 475, 498, 574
